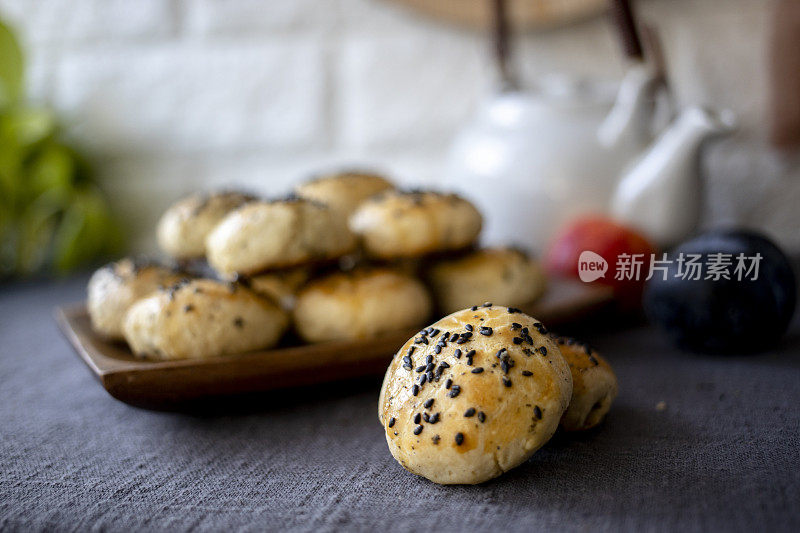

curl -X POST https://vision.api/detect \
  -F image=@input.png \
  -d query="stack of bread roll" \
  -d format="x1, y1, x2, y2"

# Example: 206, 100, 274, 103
87, 171, 547, 361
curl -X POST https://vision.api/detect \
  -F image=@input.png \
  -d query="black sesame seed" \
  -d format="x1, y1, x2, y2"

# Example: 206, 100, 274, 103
416, 365, 426, 372
511, 322, 522, 330
464, 408, 476, 417
445, 379, 453, 389
466, 350, 476, 359
425, 355, 433, 364
432, 435, 440, 444
426, 363, 434, 372
434, 345, 442, 354
480, 327, 493, 336
538, 346, 548, 356
471, 367, 484, 374
502, 377, 512, 387
424, 398, 434, 409
428, 412, 440, 424
414, 425, 423, 435
508, 307, 521, 313
412, 385, 419, 396
426, 371, 434, 382
439, 361, 450, 369
419, 374, 427, 386
388, 417, 396, 428
430, 329, 440, 337
501, 361, 510, 374
403, 355, 412, 365
408, 346, 416, 355
449, 385, 461, 398
522, 370, 533, 376
414, 413, 421, 424
455, 432, 464, 445
533, 406, 542, 420
471, 306, 478, 311
454, 348, 462, 359
465, 324, 473, 332
483, 302, 492, 307
513, 337, 523, 345
477, 411, 486, 423
423, 413, 430, 422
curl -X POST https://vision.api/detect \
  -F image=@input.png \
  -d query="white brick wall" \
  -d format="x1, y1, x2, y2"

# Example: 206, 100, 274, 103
2, 0, 799, 253
53, 40, 327, 152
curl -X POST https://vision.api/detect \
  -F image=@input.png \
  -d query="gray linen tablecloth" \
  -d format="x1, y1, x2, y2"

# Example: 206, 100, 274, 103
1, 275, 799, 532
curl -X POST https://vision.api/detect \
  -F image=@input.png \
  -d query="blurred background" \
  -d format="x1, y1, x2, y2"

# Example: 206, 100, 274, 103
1, 0, 798, 273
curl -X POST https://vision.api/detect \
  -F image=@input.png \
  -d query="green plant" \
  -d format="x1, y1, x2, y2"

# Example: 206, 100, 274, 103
0, 18, 123, 278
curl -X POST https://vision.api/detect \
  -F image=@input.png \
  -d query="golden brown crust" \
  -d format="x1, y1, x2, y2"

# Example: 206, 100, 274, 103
156, 191, 256, 259
205, 198, 357, 276
122, 278, 288, 360
379, 306, 572, 484
551, 335, 618, 431
426, 248, 547, 314
350, 191, 482, 259
294, 171, 394, 216
87, 258, 185, 340
293, 268, 432, 343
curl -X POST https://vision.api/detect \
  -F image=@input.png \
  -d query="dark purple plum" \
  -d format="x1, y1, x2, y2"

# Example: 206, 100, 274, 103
644, 229, 796, 353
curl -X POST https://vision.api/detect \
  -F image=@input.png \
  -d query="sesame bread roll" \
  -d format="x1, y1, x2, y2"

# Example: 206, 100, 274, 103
379, 305, 572, 485
205, 198, 357, 276
122, 279, 288, 361
293, 268, 432, 343
350, 191, 482, 259
294, 171, 394, 217
553, 335, 618, 431
426, 248, 547, 314
156, 191, 256, 260
87, 258, 185, 341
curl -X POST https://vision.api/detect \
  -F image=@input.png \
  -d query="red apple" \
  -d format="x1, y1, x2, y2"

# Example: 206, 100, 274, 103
546, 216, 657, 307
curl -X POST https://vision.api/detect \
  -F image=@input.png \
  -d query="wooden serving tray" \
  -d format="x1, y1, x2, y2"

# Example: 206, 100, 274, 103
55, 280, 612, 409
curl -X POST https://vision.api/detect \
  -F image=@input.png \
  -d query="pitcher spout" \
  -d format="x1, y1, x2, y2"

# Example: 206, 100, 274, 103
610, 106, 736, 248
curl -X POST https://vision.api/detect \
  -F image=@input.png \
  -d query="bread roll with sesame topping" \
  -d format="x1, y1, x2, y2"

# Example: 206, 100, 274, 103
156, 191, 256, 260
553, 336, 618, 431
350, 191, 482, 259
293, 268, 432, 343
294, 171, 394, 217
378, 305, 572, 485
122, 279, 288, 361
205, 198, 357, 276
87, 258, 185, 341
426, 248, 546, 314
